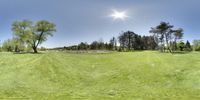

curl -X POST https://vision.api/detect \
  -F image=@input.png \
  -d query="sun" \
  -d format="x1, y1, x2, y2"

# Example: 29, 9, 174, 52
110, 9, 129, 20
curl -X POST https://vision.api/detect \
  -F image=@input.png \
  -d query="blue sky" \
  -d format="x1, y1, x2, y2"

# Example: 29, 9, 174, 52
0, 0, 200, 48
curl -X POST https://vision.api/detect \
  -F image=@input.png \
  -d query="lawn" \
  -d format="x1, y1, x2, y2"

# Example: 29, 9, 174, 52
0, 51, 200, 100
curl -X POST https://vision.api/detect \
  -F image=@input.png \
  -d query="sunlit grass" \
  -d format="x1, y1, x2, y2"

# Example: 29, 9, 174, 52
0, 51, 200, 99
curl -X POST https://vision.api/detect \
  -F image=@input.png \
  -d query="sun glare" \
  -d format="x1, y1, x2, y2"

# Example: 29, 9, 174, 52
110, 9, 129, 20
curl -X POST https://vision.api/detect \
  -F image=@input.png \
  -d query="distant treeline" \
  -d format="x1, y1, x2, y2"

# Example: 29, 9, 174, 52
1, 21, 200, 53
62, 21, 197, 52
62, 31, 193, 52
63, 31, 157, 51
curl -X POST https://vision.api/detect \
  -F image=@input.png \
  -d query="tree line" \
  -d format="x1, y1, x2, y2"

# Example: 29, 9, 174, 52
1, 21, 200, 53
64, 32, 193, 52
63, 31, 158, 51
64, 22, 195, 52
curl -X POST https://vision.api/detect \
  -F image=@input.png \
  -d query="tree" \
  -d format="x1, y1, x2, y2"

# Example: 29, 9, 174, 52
193, 40, 200, 51
78, 42, 88, 50
173, 28, 184, 50
13, 38, 22, 52
12, 20, 56, 53
39, 46, 47, 51
90, 41, 99, 50
2, 39, 14, 52
185, 40, 192, 51
177, 41, 185, 51
98, 38, 105, 50
31, 20, 56, 53
118, 32, 126, 50
132, 34, 142, 50
118, 31, 136, 51
150, 22, 174, 52
150, 22, 184, 53
117, 31, 158, 51
12, 20, 33, 52
1, 38, 21, 52
109, 37, 117, 50
127, 31, 135, 50
142, 36, 158, 50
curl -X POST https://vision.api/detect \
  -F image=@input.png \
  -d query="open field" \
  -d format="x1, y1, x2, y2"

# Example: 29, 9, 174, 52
0, 51, 200, 99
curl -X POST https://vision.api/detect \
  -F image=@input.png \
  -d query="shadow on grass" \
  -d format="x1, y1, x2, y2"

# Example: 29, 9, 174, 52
118, 50, 157, 52
63, 50, 116, 55
13, 52, 44, 55
171, 51, 192, 54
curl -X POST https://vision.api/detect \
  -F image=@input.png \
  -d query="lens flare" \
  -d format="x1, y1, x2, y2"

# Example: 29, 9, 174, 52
110, 9, 129, 20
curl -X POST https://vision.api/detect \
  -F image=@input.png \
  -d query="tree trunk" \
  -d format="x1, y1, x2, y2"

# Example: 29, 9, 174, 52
33, 46, 38, 53
128, 35, 131, 51
165, 34, 172, 53
15, 45, 19, 52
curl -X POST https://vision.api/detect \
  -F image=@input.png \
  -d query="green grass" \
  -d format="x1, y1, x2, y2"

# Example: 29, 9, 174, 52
0, 51, 200, 100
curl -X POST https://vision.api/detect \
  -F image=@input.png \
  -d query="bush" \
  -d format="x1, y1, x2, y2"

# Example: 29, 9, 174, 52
40, 47, 47, 51
194, 46, 200, 51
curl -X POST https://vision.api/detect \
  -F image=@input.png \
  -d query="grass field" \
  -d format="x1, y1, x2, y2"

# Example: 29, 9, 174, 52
0, 51, 200, 100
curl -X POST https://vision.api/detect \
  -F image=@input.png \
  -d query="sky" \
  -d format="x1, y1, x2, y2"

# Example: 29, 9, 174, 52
0, 0, 200, 48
